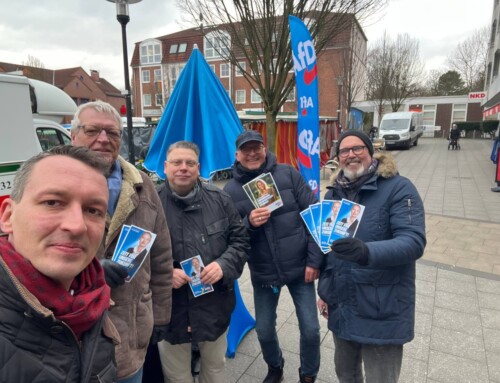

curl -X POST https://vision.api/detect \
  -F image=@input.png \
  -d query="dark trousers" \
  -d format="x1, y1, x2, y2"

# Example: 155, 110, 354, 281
333, 334, 403, 383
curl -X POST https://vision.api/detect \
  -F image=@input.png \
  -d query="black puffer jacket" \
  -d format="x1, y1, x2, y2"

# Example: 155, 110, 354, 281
0, 257, 119, 383
157, 180, 249, 344
224, 152, 323, 286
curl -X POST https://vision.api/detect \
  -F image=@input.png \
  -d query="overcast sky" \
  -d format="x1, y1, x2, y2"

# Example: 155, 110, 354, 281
0, 0, 493, 89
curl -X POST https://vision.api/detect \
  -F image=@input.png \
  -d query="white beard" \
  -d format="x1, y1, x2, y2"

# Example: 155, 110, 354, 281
343, 163, 366, 181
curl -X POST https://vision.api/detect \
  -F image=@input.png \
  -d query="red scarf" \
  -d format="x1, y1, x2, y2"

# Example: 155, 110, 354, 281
0, 237, 110, 339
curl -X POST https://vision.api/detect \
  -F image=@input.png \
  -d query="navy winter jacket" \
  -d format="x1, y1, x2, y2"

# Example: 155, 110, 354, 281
318, 152, 426, 345
224, 152, 323, 286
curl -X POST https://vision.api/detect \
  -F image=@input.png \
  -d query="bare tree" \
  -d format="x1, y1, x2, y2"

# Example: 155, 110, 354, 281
177, 0, 386, 150
365, 32, 391, 124
419, 69, 443, 96
366, 33, 424, 116
447, 26, 489, 92
22, 55, 46, 81
337, 19, 367, 130
386, 34, 424, 111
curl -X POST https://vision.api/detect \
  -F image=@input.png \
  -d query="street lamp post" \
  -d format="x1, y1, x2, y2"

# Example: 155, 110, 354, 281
337, 77, 343, 136
106, 0, 142, 165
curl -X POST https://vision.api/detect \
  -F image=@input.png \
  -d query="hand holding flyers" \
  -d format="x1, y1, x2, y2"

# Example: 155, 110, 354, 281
300, 199, 365, 253
180, 255, 214, 297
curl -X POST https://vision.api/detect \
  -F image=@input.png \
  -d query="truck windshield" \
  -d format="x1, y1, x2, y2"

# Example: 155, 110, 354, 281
380, 119, 409, 131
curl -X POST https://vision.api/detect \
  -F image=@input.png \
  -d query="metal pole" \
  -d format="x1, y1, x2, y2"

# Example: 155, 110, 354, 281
118, 14, 135, 165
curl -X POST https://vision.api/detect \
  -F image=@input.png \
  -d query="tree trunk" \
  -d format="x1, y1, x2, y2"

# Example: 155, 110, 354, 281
265, 112, 277, 152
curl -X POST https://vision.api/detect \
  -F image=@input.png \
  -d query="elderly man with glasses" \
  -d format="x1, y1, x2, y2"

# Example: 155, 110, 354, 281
71, 100, 173, 383
224, 130, 323, 383
317, 130, 426, 383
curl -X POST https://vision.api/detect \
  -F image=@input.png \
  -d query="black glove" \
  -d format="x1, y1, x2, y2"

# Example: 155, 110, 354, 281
100, 259, 128, 288
331, 238, 370, 266
150, 325, 169, 345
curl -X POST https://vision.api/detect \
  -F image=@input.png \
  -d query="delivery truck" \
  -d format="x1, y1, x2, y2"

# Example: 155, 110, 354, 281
378, 111, 424, 150
0, 73, 76, 204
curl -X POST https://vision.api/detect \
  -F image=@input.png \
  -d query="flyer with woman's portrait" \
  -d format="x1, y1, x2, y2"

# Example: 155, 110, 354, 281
242, 172, 283, 212
180, 255, 214, 298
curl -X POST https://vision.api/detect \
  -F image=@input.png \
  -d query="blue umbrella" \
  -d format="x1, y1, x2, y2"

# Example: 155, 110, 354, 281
144, 47, 243, 179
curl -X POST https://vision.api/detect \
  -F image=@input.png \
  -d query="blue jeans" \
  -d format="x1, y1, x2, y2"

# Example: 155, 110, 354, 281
118, 367, 143, 383
333, 335, 402, 383
253, 280, 320, 377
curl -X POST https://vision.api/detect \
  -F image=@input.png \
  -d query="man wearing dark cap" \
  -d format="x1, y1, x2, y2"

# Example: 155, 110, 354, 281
317, 130, 426, 383
224, 130, 322, 383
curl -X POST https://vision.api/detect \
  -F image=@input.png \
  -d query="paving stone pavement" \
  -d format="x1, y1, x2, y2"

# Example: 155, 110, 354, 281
215, 138, 500, 382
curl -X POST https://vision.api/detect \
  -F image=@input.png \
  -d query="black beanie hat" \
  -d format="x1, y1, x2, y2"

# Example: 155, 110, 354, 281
336, 130, 374, 157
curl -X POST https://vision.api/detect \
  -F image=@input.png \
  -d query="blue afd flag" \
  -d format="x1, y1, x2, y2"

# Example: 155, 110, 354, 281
289, 15, 320, 198
144, 47, 243, 179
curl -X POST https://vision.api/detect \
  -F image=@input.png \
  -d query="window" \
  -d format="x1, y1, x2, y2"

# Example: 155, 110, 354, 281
252, 62, 262, 76
36, 128, 70, 151
170, 44, 178, 54
235, 90, 246, 104
286, 87, 295, 102
143, 94, 152, 107
204, 31, 230, 59
422, 104, 436, 126
140, 40, 161, 64
154, 69, 162, 83
142, 70, 150, 83
452, 103, 467, 123
155, 93, 163, 106
236, 62, 246, 77
220, 63, 230, 78
178, 43, 187, 53
251, 89, 262, 103
209, 64, 216, 73
167, 63, 186, 96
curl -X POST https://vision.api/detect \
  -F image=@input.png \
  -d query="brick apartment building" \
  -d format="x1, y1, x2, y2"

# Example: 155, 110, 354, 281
130, 14, 367, 127
0, 63, 124, 115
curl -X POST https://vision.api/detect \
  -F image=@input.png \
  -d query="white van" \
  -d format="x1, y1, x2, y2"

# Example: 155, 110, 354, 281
378, 112, 424, 149
0, 74, 76, 203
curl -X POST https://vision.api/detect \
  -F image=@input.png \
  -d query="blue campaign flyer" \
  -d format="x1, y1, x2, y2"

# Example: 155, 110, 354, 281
113, 225, 130, 260
300, 208, 321, 247
320, 200, 336, 252
112, 225, 157, 282
180, 255, 214, 298
309, 203, 322, 241
329, 199, 365, 242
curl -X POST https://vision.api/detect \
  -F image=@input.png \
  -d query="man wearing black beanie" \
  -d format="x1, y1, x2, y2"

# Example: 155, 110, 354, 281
317, 129, 426, 383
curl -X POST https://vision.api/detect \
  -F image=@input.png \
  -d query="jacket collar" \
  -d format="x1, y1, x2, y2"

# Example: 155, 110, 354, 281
105, 156, 143, 246
329, 152, 398, 188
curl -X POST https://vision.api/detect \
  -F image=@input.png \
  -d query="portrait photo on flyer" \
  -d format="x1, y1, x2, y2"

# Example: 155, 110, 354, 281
112, 225, 157, 282
180, 255, 214, 298
330, 199, 365, 241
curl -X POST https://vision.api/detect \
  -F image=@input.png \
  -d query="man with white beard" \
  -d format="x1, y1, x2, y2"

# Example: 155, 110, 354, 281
317, 130, 426, 383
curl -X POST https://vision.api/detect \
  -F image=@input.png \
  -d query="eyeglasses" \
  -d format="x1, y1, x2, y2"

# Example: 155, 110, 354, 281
78, 125, 122, 140
240, 145, 265, 154
338, 145, 366, 158
167, 159, 199, 168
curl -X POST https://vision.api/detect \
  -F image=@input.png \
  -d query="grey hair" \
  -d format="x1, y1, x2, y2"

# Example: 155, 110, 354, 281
71, 100, 123, 134
10, 145, 110, 202
166, 141, 200, 159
